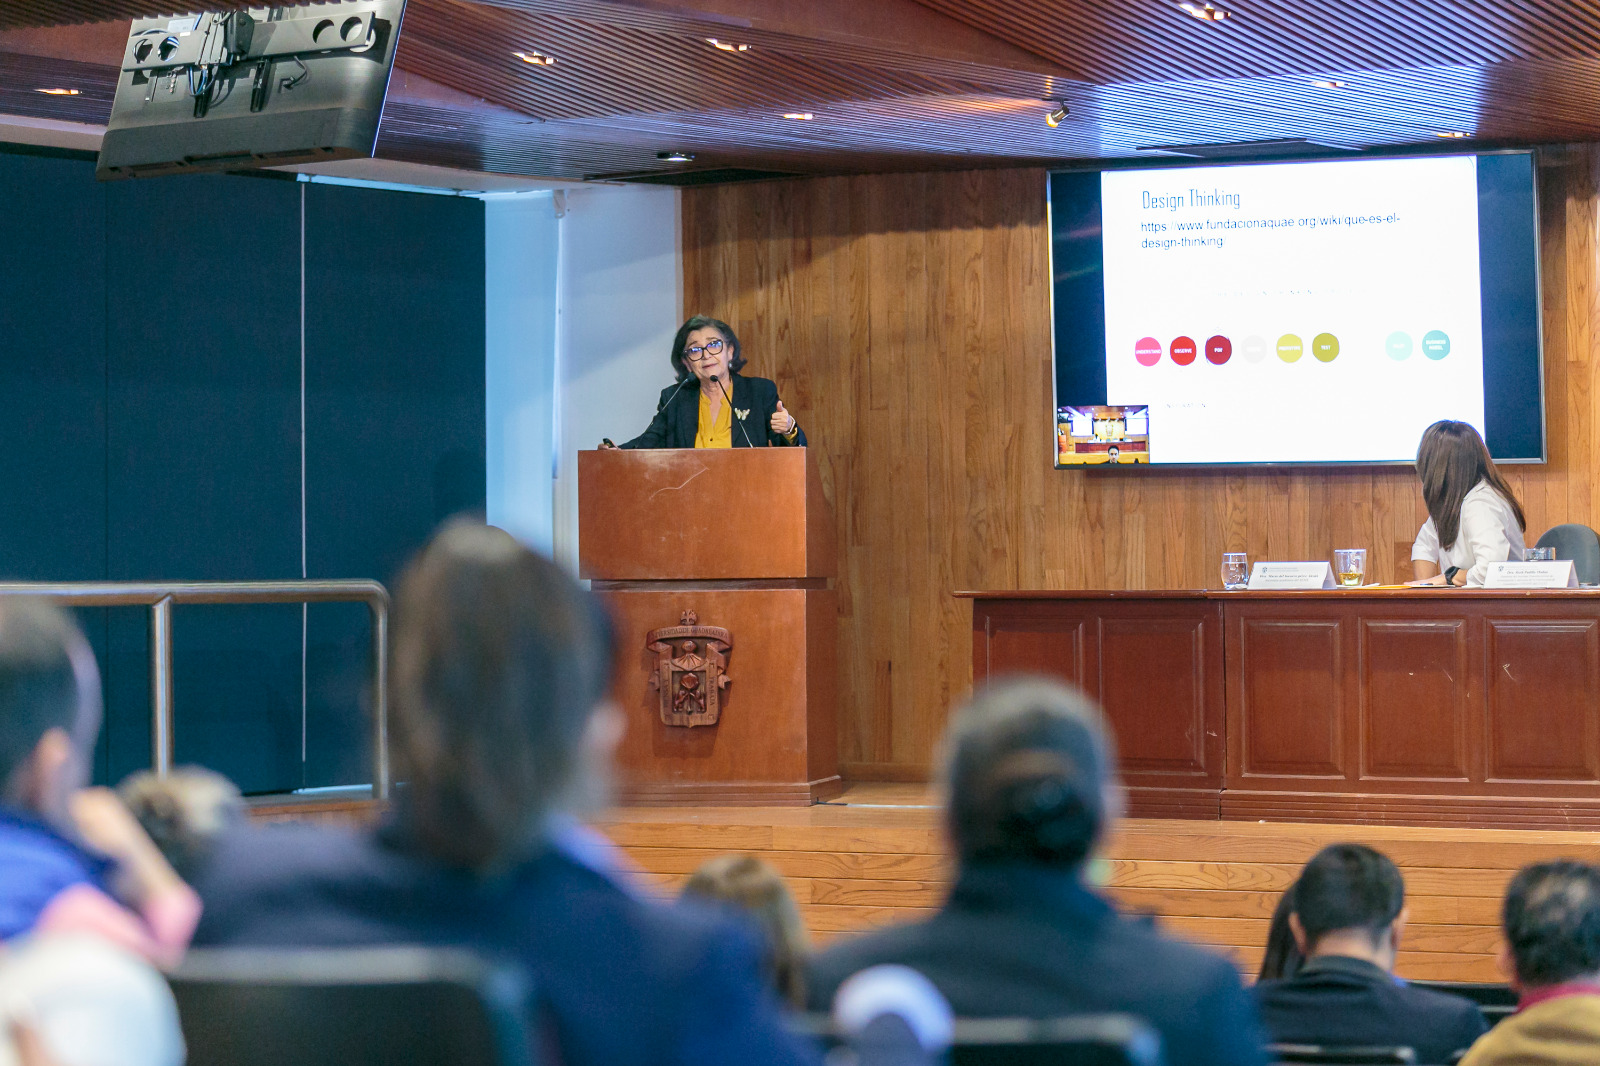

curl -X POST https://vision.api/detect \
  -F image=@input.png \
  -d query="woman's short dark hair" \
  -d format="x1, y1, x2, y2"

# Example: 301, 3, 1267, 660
669, 315, 746, 382
942, 677, 1116, 869
1503, 860, 1600, 988
390, 519, 615, 871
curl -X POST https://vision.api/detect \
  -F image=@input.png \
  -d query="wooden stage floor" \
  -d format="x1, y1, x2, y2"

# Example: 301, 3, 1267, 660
595, 783, 1600, 983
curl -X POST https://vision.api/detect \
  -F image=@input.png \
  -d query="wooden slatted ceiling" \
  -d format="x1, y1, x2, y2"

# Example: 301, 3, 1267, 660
8, 0, 1600, 178
914, 0, 1600, 82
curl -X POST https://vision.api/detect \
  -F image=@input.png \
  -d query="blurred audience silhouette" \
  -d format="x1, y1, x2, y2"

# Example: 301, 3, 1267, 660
1254, 843, 1484, 1063
682, 854, 809, 1007
805, 677, 1266, 1066
192, 520, 819, 1066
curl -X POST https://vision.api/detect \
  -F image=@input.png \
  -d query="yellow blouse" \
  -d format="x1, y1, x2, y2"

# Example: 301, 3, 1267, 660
695, 389, 733, 449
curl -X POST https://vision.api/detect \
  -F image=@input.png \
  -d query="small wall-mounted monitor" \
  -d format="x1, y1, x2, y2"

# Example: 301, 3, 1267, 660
97, 1, 405, 181
1049, 152, 1545, 467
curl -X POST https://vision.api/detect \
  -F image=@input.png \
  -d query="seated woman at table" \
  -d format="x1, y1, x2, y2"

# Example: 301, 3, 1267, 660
608, 315, 805, 450
1410, 420, 1526, 586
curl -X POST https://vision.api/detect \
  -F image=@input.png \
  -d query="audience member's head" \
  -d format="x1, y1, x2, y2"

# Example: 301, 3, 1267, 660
942, 677, 1120, 872
1258, 879, 1304, 982
390, 519, 618, 873
1290, 843, 1407, 970
0, 598, 101, 826
0, 934, 184, 1066
1501, 860, 1600, 992
681, 854, 809, 1006
117, 767, 244, 884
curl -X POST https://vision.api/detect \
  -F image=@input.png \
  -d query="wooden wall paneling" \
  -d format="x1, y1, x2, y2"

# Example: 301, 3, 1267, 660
1229, 615, 1348, 780
1357, 619, 1471, 781
1484, 616, 1600, 783
683, 153, 1600, 779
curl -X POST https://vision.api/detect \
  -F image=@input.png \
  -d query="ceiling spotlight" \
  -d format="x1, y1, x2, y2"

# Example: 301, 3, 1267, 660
706, 38, 750, 52
1310, 79, 1346, 89
782, 112, 814, 120
512, 51, 555, 66
35, 88, 81, 95
657, 150, 695, 162
1179, 2, 1231, 20
1044, 101, 1070, 128
1436, 130, 1469, 138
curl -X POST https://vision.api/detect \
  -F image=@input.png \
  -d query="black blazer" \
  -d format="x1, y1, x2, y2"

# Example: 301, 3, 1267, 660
1255, 955, 1487, 1064
620, 373, 806, 449
192, 820, 822, 1066
806, 866, 1268, 1066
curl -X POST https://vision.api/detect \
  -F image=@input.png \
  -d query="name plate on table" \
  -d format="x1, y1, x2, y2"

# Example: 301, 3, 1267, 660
1484, 560, 1579, 589
1247, 562, 1336, 590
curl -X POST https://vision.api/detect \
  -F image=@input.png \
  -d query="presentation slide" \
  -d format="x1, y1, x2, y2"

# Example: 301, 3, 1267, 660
1097, 156, 1485, 464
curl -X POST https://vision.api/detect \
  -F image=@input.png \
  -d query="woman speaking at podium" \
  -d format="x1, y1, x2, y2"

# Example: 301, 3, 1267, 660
611, 316, 806, 449
1410, 420, 1526, 586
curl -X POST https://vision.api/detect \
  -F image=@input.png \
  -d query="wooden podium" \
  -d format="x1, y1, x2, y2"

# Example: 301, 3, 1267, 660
578, 448, 841, 805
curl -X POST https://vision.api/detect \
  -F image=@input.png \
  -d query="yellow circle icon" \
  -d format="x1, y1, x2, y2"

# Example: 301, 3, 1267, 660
1276, 334, 1304, 363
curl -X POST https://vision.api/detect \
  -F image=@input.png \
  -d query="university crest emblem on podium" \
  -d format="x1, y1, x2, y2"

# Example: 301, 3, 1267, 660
646, 609, 733, 727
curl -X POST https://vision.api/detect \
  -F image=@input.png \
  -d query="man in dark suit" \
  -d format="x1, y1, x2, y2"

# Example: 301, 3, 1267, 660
806, 679, 1267, 1066
1255, 843, 1486, 1064
193, 522, 818, 1066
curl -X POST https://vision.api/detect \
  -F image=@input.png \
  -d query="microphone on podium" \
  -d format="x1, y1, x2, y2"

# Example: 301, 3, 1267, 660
658, 374, 695, 413
715, 376, 756, 448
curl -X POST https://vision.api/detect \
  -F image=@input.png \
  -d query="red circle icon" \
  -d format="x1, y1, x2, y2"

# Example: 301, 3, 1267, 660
1205, 335, 1232, 364
1170, 336, 1197, 365
1134, 337, 1162, 366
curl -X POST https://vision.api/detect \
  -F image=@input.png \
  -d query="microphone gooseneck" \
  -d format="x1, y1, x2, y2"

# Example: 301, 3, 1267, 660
658, 374, 694, 414
716, 376, 757, 448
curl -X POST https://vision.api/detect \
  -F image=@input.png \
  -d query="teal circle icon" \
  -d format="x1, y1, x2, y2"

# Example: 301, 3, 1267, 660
1422, 330, 1451, 360
1386, 331, 1413, 360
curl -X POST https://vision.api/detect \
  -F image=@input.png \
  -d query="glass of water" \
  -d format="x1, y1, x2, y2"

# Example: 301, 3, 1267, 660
1527, 546, 1556, 562
1334, 548, 1367, 587
1221, 552, 1249, 590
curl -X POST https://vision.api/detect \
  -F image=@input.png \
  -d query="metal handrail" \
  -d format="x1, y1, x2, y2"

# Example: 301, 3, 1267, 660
0, 580, 390, 799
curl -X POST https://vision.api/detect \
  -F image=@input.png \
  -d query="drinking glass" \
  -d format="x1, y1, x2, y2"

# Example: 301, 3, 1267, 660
1527, 546, 1556, 562
1334, 548, 1367, 587
1221, 552, 1249, 590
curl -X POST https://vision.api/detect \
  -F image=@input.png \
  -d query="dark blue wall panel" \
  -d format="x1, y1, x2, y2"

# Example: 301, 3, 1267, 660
105, 172, 304, 792
0, 146, 485, 795
0, 150, 113, 782
303, 183, 485, 786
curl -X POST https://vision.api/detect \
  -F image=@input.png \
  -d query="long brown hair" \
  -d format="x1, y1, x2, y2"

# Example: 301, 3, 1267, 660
390, 520, 615, 871
1416, 420, 1525, 549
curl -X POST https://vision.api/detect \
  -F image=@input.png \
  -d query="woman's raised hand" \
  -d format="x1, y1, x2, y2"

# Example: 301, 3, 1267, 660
769, 400, 796, 436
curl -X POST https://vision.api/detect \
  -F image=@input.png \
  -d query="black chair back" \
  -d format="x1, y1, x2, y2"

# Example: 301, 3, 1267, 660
1270, 1045, 1416, 1065
1404, 980, 1517, 1008
169, 946, 537, 1066
949, 1015, 1164, 1066
1479, 1004, 1516, 1027
1535, 524, 1600, 585
791, 1013, 1163, 1066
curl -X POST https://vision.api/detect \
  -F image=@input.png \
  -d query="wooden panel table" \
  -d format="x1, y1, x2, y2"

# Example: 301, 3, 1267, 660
964, 589, 1600, 829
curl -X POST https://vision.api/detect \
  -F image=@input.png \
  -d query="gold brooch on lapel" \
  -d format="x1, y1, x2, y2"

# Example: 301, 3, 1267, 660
735, 408, 749, 420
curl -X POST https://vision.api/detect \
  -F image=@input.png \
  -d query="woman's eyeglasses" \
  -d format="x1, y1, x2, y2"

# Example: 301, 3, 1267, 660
685, 339, 726, 358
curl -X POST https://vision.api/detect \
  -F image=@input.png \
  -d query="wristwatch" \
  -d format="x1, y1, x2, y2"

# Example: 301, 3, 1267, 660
1443, 566, 1461, 586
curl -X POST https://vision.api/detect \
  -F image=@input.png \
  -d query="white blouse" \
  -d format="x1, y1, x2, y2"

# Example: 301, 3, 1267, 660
1411, 480, 1526, 586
